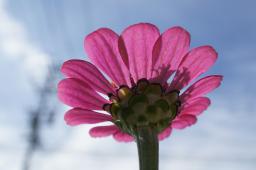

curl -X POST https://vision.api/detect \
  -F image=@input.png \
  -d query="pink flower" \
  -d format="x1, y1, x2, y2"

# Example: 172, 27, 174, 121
58, 23, 223, 142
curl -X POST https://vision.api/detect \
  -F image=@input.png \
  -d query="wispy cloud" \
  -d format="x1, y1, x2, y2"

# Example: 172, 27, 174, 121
0, 0, 49, 84
0, 1, 51, 169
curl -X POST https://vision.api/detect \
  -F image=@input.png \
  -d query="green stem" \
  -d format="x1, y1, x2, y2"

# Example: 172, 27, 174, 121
135, 126, 159, 170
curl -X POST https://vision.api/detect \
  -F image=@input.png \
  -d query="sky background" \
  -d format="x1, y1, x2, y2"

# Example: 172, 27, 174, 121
0, 0, 256, 170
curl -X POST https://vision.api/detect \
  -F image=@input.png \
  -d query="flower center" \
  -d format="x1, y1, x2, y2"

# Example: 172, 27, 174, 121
103, 79, 180, 135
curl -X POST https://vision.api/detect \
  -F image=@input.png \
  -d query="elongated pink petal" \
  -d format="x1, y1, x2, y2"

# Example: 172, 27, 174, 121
152, 27, 190, 82
113, 131, 134, 142
119, 23, 160, 82
84, 28, 131, 86
172, 114, 197, 129
180, 97, 210, 116
89, 125, 119, 137
158, 127, 172, 141
181, 75, 223, 102
57, 78, 109, 110
169, 46, 218, 91
61, 59, 115, 94
64, 108, 112, 126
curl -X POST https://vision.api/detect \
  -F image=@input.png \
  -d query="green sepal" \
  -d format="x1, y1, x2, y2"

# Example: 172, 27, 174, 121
144, 84, 162, 95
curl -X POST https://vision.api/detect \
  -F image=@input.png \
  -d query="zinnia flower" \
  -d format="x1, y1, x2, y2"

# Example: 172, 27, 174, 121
58, 23, 223, 142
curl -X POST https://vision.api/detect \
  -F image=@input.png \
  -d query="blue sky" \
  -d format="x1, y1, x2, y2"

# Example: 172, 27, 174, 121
0, 0, 256, 170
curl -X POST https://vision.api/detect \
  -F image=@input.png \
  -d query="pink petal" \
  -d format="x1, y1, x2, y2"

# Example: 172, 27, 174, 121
89, 125, 119, 137
152, 26, 190, 83
64, 108, 112, 126
119, 23, 160, 82
181, 75, 223, 102
113, 131, 134, 142
172, 114, 197, 129
58, 78, 109, 110
84, 28, 131, 86
180, 97, 210, 116
169, 46, 218, 91
61, 59, 115, 94
158, 127, 172, 141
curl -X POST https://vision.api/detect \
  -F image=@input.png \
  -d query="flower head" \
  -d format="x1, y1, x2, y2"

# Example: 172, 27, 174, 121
58, 23, 223, 142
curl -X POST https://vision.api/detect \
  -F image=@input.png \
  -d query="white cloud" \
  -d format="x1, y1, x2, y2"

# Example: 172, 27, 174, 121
0, 1, 51, 170
0, 0, 50, 84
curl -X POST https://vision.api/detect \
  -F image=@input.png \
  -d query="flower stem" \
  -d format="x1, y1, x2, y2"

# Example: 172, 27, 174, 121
135, 126, 159, 170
